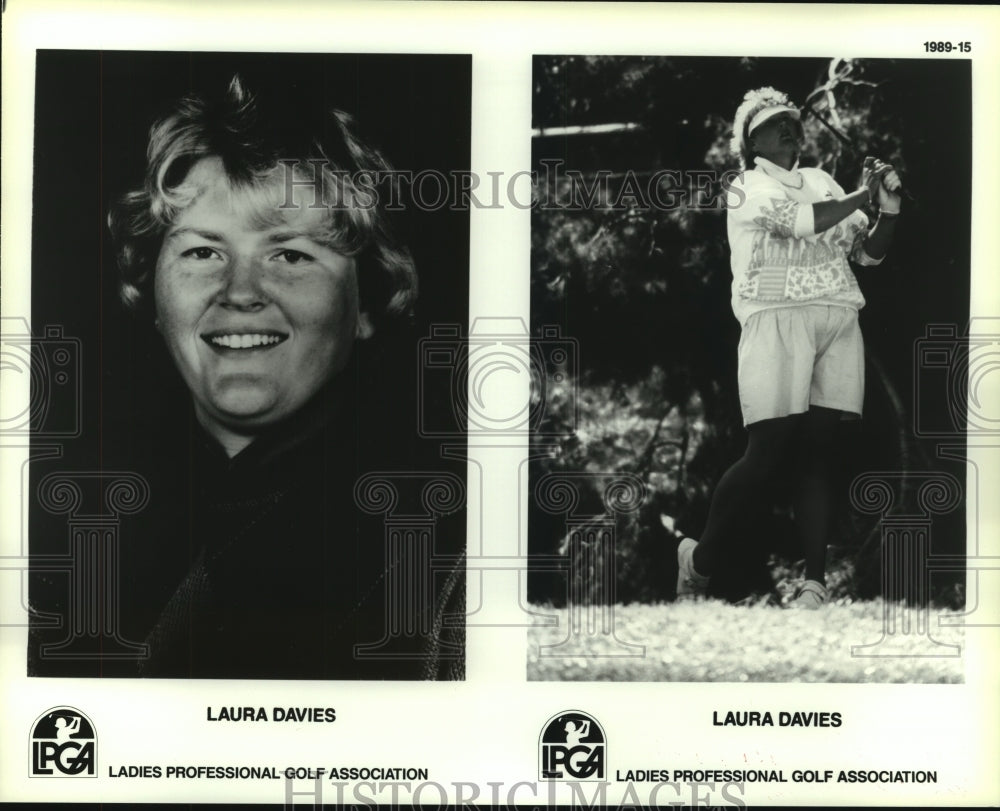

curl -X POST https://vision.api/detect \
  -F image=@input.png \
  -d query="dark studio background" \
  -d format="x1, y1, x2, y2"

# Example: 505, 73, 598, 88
28, 50, 471, 676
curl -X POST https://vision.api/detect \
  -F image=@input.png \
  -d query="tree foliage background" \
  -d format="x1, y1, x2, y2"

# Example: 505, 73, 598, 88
528, 57, 970, 606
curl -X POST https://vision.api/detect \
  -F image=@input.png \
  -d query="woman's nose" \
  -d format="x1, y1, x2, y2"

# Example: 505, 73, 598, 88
218, 256, 267, 310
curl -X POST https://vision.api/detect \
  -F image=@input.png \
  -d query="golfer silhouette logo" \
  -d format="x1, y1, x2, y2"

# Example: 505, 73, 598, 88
540, 711, 605, 780
30, 707, 97, 777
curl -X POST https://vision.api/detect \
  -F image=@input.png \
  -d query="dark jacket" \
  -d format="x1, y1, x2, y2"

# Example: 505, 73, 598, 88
29, 377, 465, 680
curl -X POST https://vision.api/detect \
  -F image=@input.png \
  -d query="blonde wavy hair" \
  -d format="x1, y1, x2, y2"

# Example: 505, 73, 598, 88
108, 75, 417, 327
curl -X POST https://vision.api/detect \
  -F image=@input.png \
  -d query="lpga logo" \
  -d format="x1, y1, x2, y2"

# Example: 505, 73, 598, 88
539, 710, 606, 780
30, 707, 97, 777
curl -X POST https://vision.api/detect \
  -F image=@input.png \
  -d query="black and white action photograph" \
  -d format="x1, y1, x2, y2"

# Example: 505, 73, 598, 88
527, 56, 971, 683
26, 51, 470, 680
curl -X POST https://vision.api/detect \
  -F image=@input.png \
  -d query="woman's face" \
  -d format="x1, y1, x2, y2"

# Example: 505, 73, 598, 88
154, 157, 371, 453
749, 111, 803, 168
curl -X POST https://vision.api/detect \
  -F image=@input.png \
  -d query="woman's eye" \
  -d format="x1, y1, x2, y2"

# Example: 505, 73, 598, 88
275, 249, 314, 265
181, 246, 221, 261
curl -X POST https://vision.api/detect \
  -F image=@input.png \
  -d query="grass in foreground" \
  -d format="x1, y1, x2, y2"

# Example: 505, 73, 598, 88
527, 600, 965, 683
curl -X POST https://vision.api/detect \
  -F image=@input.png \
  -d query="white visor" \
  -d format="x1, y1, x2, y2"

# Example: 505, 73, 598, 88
747, 105, 801, 135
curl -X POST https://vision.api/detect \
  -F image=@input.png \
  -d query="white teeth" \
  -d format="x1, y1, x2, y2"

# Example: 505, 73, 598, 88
208, 334, 284, 349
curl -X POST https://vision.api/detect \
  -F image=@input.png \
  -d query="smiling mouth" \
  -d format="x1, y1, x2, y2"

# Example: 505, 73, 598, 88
202, 332, 288, 350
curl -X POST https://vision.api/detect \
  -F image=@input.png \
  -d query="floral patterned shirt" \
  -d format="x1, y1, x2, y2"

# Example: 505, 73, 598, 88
725, 157, 882, 325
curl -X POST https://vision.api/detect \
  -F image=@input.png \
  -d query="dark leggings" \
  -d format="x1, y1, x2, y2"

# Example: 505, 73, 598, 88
691, 406, 841, 583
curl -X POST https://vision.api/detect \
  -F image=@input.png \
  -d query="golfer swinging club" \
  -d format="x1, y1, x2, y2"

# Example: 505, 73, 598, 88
565, 719, 590, 745
676, 87, 901, 608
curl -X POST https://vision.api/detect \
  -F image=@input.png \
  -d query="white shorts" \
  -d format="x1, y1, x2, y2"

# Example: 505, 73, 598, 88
737, 305, 864, 426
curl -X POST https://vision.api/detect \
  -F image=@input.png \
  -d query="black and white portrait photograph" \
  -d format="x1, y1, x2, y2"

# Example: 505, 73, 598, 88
528, 56, 971, 683
26, 51, 470, 680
